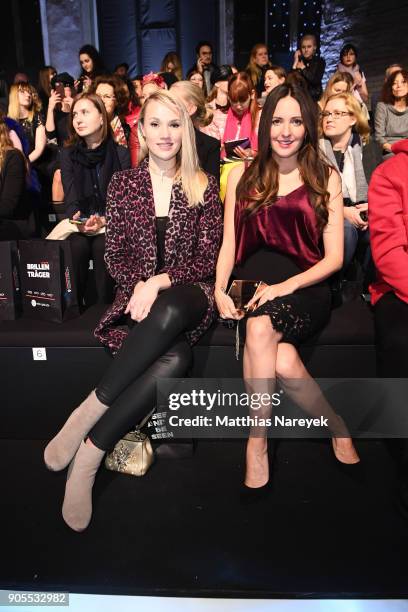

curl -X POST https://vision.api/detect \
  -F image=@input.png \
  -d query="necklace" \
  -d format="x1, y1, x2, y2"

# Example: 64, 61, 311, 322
149, 163, 177, 183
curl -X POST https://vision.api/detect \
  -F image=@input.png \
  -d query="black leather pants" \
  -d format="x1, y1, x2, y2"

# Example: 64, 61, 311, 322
89, 285, 208, 451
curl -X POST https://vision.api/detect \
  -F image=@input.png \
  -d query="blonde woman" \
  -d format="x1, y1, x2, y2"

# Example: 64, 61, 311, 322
44, 90, 222, 532
320, 92, 371, 278
319, 72, 354, 110
246, 43, 271, 97
171, 80, 220, 181
7, 83, 46, 164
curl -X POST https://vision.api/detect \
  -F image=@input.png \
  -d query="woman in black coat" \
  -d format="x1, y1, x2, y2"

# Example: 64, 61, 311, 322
60, 92, 130, 305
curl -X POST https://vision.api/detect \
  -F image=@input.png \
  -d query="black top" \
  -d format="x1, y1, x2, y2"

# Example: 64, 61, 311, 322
155, 216, 168, 272
18, 113, 44, 155
297, 55, 326, 101
45, 109, 70, 146
0, 149, 33, 239
194, 127, 220, 184
333, 149, 344, 172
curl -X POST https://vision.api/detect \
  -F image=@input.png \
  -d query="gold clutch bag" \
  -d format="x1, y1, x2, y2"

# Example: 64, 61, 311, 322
105, 430, 154, 477
227, 280, 266, 315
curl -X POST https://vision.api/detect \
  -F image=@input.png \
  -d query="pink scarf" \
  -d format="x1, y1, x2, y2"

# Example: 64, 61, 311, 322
222, 108, 258, 157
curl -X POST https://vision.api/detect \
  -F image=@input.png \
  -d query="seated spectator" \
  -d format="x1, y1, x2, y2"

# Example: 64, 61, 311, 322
369, 139, 408, 508
37, 65, 57, 114
119, 78, 141, 168
60, 92, 130, 306
8, 82, 46, 165
320, 92, 372, 287
140, 73, 166, 105
337, 44, 369, 104
171, 80, 220, 182
45, 73, 76, 203
262, 65, 286, 96
77, 44, 106, 93
371, 64, 404, 116
91, 75, 130, 147
187, 41, 218, 97
0, 117, 34, 240
292, 33, 325, 101
114, 63, 129, 79
160, 52, 183, 81
131, 75, 143, 101
246, 43, 271, 97
319, 71, 354, 109
205, 64, 233, 141
222, 71, 259, 159
375, 69, 408, 158
186, 69, 206, 95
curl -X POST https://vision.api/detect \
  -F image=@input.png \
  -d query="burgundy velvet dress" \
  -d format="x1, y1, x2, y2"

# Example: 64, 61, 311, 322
234, 183, 331, 345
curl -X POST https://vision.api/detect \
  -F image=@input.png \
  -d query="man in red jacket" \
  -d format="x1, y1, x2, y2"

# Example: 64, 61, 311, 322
369, 138, 408, 511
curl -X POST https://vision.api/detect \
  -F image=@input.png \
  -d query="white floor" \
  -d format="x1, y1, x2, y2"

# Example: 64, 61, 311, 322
1, 594, 408, 612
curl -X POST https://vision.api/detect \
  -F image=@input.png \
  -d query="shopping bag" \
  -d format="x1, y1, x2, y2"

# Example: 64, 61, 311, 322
0, 241, 21, 320
19, 239, 79, 322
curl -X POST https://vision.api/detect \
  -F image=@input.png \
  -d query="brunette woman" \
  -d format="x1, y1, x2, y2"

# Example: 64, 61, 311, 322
91, 74, 131, 147
263, 65, 286, 96
337, 44, 369, 105
60, 93, 130, 305
44, 90, 222, 531
37, 65, 57, 113
375, 69, 408, 158
215, 83, 360, 490
77, 44, 106, 93
205, 65, 233, 141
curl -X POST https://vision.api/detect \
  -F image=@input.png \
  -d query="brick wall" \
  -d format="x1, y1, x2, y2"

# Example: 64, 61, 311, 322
320, 0, 408, 104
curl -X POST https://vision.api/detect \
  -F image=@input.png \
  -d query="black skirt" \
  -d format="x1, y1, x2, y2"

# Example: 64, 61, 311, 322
234, 248, 331, 346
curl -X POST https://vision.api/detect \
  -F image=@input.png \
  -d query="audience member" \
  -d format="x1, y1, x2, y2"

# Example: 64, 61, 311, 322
320, 92, 372, 285
131, 75, 143, 100
7, 82, 46, 165
222, 71, 259, 159
0, 117, 33, 240
92, 75, 130, 147
187, 41, 218, 97
292, 34, 325, 101
160, 52, 183, 81
337, 44, 369, 104
171, 80, 220, 182
77, 44, 106, 93
60, 92, 130, 306
263, 65, 286, 96
140, 72, 166, 105
375, 69, 408, 158
37, 66, 57, 114
246, 43, 271, 97
186, 69, 206, 95
44, 90, 222, 531
114, 63, 129, 79
215, 83, 360, 491
205, 65, 232, 141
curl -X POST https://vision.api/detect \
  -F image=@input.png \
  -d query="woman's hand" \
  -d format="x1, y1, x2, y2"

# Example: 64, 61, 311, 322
383, 142, 392, 153
77, 214, 105, 234
245, 278, 299, 310
125, 280, 159, 322
48, 89, 61, 111
215, 288, 244, 320
233, 146, 255, 160
344, 205, 368, 230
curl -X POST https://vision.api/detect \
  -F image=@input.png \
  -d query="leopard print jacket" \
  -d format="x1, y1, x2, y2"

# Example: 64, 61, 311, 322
94, 157, 223, 354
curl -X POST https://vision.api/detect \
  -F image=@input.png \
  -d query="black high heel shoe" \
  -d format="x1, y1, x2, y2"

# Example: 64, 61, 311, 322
239, 481, 271, 505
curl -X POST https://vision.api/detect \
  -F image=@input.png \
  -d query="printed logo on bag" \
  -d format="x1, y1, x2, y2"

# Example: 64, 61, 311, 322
26, 261, 50, 278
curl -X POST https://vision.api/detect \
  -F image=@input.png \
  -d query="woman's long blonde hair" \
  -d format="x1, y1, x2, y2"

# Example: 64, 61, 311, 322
8, 83, 42, 122
160, 52, 183, 81
170, 80, 214, 127
138, 90, 208, 207
319, 71, 354, 109
322, 92, 370, 144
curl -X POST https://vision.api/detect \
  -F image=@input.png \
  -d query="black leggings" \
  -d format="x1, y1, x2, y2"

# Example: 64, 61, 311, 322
89, 285, 208, 451
68, 233, 114, 305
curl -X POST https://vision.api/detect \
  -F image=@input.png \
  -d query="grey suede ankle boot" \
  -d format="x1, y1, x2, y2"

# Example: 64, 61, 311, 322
44, 390, 108, 471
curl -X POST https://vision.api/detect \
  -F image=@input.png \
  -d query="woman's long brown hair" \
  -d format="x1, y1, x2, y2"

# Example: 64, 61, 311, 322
236, 83, 332, 233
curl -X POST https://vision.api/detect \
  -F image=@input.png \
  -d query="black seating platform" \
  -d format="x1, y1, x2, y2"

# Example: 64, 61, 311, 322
2, 298, 408, 599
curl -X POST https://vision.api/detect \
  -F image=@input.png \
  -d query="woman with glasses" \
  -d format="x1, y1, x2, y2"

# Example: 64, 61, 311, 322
59, 92, 130, 306
215, 83, 360, 492
320, 92, 372, 283
375, 69, 408, 158
44, 90, 222, 531
91, 75, 131, 148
